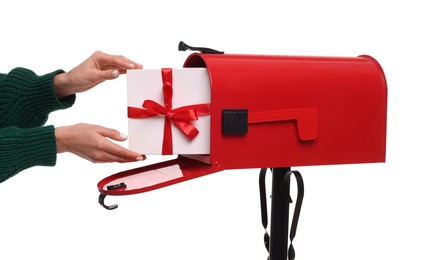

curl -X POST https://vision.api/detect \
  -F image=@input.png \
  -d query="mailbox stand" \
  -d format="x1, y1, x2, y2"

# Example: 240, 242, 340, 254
269, 168, 291, 260
260, 167, 304, 260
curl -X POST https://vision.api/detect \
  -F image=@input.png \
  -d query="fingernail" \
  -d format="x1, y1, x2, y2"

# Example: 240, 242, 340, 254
136, 156, 144, 161
119, 133, 128, 139
112, 70, 119, 78
128, 63, 136, 69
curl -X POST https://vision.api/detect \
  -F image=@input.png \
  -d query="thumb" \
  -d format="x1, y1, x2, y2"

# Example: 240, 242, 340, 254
109, 69, 120, 79
99, 69, 119, 81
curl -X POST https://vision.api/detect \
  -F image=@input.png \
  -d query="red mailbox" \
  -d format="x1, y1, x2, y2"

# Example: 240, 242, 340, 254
97, 46, 387, 260
98, 52, 387, 197
185, 53, 387, 168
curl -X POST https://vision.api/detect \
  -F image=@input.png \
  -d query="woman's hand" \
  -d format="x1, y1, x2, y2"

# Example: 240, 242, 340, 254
55, 123, 145, 163
54, 51, 142, 98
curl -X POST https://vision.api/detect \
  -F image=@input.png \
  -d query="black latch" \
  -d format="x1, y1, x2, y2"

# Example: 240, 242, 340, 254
222, 109, 248, 135
107, 182, 126, 190
178, 41, 224, 54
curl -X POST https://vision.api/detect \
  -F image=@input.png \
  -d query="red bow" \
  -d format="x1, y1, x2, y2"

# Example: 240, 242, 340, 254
128, 68, 210, 155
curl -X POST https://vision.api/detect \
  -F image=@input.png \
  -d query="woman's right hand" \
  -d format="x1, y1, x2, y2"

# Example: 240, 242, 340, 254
55, 123, 145, 163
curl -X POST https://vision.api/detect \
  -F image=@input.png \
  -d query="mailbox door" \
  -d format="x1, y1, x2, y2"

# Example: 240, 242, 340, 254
184, 53, 387, 169
98, 156, 219, 196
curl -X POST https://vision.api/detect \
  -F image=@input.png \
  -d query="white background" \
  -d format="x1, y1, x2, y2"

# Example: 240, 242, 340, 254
0, 1, 429, 259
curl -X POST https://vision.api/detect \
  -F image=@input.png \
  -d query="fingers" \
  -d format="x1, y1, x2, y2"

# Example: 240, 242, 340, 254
92, 51, 142, 81
56, 123, 145, 163
63, 50, 142, 95
93, 50, 143, 71
92, 140, 145, 163
93, 125, 145, 162
95, 126, 126, 141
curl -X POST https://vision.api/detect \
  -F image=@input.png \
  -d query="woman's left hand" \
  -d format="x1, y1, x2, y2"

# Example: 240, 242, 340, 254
54, 51, 142, 98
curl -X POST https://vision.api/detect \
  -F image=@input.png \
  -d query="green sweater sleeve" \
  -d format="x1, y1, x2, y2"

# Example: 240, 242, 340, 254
0, 67, 75, 128
0, 126, 57, 182
0, 67, 76, 183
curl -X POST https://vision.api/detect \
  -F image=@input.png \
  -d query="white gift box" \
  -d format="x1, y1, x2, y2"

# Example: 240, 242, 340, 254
127, 68, 211, 155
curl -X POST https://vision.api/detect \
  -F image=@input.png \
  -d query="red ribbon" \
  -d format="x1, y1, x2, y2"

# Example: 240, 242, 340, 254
128, 68, 210, 155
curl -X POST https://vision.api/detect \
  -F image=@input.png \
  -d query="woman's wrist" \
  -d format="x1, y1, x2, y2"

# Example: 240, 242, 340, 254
54, 72, 74, 98
54, 126, 68, 153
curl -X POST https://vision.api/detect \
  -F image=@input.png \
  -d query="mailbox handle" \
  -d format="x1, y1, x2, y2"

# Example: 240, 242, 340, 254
178, 41, 224, 54
248, 107, 318, 141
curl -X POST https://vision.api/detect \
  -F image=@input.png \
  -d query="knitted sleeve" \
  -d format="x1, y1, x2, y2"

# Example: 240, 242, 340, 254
0, 67, 76, 183
0, 67, 75, 128
0, 126, 57, 182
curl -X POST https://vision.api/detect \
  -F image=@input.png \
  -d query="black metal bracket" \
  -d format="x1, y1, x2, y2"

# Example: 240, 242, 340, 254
98, 194, 118, 210
260, 167, 304, 260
